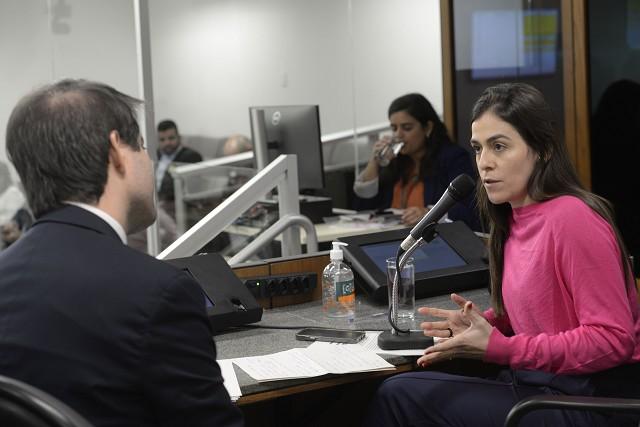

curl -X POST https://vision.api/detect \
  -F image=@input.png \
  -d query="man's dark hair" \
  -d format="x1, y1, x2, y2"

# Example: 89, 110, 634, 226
6, 79, 143, 218
157, 119, 178, 134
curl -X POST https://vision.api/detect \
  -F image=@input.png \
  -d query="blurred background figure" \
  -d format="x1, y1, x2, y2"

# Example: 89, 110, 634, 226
0, 161, 24, 224
221, 133, 252, 157
0, 161, 31, 249
221, 133, 253, 190
156, 119, 203, 214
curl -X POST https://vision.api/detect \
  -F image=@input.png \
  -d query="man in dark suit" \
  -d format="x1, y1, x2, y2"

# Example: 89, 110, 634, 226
0, 79, 243, 427
156, 119, 203, 203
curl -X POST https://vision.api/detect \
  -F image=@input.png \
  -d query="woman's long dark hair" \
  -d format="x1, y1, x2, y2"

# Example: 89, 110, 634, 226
382, 93, 454, 185
472, 83, 633, 315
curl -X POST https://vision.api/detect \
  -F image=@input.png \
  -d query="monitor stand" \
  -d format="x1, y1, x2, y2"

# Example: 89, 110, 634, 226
261, 194, 332, 224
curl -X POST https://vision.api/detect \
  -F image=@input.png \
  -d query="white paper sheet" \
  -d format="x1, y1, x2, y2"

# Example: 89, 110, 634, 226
303, 342, 395, 374
232, 344, 394, 382
218, 359, 242, 401
232, 348, 328, 381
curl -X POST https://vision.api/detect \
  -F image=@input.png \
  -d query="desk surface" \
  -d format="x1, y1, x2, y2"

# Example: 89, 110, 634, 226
215, 287, 491, 405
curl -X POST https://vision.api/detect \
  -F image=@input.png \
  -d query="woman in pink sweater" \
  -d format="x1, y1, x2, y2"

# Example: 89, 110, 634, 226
365, 83, 639, 426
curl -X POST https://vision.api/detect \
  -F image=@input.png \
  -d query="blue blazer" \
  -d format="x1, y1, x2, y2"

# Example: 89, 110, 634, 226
354, 143, 482, 231
0, 206, 242, 427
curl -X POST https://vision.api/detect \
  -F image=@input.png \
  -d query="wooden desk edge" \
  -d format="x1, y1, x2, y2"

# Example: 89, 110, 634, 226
236, 362, 414, 406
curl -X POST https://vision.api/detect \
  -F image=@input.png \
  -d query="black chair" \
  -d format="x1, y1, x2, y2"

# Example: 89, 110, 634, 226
0, 375, 93, 427
504, 394, 640, 427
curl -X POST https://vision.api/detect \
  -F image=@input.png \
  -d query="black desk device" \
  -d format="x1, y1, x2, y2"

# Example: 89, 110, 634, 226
164, 252, 263, 332
340, 221, 489, 302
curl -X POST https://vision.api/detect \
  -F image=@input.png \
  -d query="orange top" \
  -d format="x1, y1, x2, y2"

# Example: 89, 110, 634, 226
391, 177, 424, 209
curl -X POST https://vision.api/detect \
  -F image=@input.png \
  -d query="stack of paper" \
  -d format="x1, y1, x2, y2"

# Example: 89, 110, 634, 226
220, 331, 429, 389
232, 343, 395, 382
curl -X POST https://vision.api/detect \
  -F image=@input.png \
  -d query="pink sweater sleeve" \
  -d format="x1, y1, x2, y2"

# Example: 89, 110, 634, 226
484, 200, 638, 374
483, 307, 513, 336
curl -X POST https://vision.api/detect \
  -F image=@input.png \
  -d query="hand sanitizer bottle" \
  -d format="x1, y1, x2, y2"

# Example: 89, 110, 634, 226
322, 242, 355, 320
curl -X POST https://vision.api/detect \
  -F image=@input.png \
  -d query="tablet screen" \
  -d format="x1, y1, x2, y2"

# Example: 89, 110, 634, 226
204, 292, 215, 309
360, 235, 466, 273
183, 269, 216, 308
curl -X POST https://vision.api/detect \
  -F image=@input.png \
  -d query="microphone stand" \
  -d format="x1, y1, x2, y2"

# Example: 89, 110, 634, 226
378, 222, 439, 350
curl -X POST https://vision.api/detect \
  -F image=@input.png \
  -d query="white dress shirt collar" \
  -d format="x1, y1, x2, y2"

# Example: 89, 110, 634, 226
64, 201, 127, 244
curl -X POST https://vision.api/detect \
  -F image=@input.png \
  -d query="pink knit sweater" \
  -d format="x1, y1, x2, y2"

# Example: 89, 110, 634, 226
483, 195, 640, 374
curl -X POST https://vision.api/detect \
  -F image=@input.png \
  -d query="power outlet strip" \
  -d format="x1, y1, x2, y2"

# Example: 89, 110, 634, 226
243, 273, 317, 299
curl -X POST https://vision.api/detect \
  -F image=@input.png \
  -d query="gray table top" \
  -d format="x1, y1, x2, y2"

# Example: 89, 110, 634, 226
215, 287, 491, 399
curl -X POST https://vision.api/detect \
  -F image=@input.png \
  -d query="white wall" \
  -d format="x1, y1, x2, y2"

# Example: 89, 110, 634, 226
0, 0, 443, 167
148, 0, 443, 137
148, 0, 353, 136
351, 0, 443, 127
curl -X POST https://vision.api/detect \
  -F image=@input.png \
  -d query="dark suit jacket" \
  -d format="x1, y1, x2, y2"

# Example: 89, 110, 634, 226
157, 146, 203, 202
0, 205, 243, 427
353, 143, 482, 231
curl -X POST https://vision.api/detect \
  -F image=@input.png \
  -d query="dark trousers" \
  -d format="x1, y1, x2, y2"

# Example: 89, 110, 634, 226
363, 367, 638, 427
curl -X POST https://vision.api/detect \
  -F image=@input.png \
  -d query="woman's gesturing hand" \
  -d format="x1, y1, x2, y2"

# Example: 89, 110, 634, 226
417, 293, 492, 367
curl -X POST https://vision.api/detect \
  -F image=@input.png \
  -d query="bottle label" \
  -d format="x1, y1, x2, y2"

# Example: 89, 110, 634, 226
335, 279, 355, 304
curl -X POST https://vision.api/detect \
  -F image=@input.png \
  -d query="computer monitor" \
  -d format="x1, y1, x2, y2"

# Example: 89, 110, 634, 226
249, 105, 325, 191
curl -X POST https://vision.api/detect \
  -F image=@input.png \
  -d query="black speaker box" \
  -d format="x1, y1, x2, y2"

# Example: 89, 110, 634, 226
260, 195, 333, 224
164, 252, 263, 332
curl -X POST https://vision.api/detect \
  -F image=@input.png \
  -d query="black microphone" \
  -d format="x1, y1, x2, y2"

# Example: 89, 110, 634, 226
400, 174, 475, 250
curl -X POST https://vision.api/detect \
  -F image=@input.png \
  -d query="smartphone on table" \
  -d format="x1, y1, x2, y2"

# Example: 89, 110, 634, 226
295, 328, 366, 344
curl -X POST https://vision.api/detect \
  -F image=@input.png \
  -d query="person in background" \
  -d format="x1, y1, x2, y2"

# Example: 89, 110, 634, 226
0, 161, 25, 225
222, 133, 252, 157
156, 119, 203, 205
353, 93, 480, 230
0, 79, 243, 427
364, 83, 640, 426
1, 207, 33, 249
0, 161, 30, 249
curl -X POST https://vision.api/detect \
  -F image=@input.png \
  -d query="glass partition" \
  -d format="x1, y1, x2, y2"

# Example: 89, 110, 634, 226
0, 0, 445, 259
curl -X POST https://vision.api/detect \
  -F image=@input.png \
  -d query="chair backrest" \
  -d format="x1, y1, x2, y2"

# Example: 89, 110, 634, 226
504, 394, 640, 427
0, 375, 93, 427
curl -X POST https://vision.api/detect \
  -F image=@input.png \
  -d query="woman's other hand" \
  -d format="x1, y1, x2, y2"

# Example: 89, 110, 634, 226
360, 137, 391, 182
371, 136, 392, 162
417, 294, 492, 366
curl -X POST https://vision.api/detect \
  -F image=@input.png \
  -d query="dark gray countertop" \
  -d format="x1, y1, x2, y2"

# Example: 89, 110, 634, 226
215, 287, 491, 399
